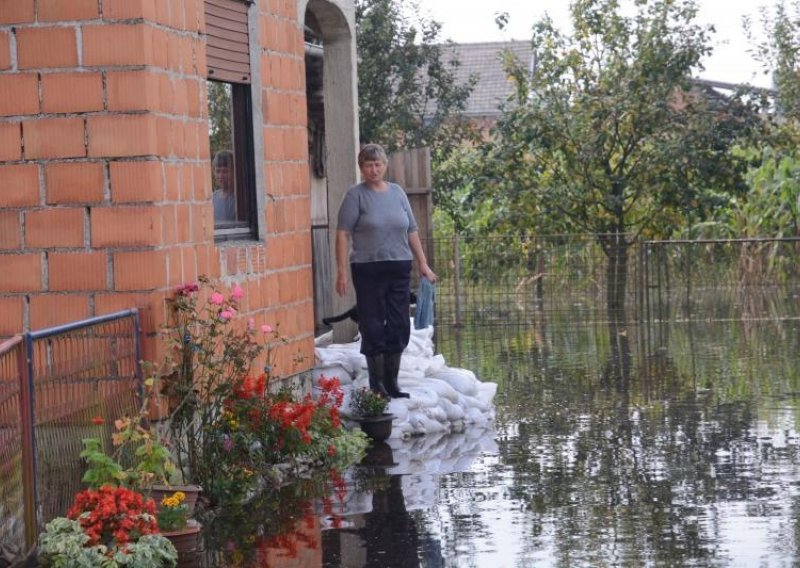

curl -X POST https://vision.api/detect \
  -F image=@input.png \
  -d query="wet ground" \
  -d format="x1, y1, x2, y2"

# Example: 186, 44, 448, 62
203, 306, 800, 567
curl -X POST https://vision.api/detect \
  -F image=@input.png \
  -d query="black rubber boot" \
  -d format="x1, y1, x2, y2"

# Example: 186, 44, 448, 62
383, 352, 409, 398
366, 354, 389, 397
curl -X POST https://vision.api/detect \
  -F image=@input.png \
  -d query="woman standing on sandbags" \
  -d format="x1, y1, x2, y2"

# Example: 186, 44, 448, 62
335, 144, 437, 398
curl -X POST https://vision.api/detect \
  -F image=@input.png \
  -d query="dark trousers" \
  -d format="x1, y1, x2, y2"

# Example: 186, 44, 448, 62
351, 260, 412, 356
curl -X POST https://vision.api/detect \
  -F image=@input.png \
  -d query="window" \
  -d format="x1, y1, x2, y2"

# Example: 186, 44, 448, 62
205, 0, 257, 240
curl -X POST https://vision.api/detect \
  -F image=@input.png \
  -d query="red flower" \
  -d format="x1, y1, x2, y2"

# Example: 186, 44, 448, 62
90, 416, 105, 425
67, 486, 157, 547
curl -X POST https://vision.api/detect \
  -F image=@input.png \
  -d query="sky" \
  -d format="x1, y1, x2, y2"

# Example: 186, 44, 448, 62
414, 0, 779, 89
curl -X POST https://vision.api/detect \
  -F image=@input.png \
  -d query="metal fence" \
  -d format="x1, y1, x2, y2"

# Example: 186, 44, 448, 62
0, 310, 142, 559
425, 236, 800, 326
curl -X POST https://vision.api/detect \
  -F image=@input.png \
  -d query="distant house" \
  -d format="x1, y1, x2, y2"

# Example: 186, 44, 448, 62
439, 40, 535, 129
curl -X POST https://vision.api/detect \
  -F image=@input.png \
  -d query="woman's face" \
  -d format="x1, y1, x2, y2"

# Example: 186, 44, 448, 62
359, 159, 387, 185
214, 164, 233, 192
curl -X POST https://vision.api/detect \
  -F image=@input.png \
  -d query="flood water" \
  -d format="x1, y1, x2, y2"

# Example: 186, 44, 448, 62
204, 299, 800, 567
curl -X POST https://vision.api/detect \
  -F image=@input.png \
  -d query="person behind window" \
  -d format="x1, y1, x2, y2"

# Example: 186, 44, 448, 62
335, 143, 437, 398
212, 150, 236, 223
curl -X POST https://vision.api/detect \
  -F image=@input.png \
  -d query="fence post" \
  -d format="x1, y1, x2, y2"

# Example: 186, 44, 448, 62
453, 234, 462, 327
19, 333, 37, 549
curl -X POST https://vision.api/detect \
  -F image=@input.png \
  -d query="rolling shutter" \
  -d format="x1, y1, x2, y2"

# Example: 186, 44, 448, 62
205, 0, 251, 84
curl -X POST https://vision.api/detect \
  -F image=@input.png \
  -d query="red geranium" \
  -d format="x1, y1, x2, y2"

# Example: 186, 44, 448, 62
67, 486, 157, 546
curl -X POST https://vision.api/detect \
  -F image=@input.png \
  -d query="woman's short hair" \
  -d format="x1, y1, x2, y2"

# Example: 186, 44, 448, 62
358, 143, 388, 166
213, 149, 233, 169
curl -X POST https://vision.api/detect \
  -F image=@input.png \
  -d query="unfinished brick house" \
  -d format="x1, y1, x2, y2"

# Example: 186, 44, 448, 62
0, 0, 360, 379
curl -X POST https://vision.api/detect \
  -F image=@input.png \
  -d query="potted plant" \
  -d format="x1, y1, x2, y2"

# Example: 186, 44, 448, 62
349, 387, 394, 442
156, 491, 202, 558
37, 486, 178, 567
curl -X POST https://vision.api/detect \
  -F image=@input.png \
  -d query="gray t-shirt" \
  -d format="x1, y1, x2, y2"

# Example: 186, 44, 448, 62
337, 182, 418, 264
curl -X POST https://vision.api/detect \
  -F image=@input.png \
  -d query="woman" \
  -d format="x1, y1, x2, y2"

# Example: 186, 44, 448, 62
336, 144, 437, 398
212, 149, 236, 223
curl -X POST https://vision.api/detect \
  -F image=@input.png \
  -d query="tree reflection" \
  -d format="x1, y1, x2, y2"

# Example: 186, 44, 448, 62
435, 311, 800, 566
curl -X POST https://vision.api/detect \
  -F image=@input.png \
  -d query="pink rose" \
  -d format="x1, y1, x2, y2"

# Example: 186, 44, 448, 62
248, 318, 256, 330
261, 324, 273, 334
231, 285, 244, 300
209, 292, 225, 305
220, 309, 235, 321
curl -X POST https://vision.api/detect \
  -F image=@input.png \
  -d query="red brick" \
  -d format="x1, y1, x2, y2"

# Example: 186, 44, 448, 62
0, 122, 21, 161
25, 208, 85, 248
95, 290, 164, 335
23, 118, 86, 160
82, 24, 152, 66
87, 114, 157, 158
0, 253, 41, 292
0, 211, 20, 250
41, 72, 104, 113
109, 160, 164, 203
29, 294, 89, 330
0, 31, 10, 70
107, 71, 160, 112
90, 206, 163, 247
17, 27, 78, 69
38, 0, 99, 21
0, 296, 24, 335
0, 74, 39, 116
0, 1, 34, 24
45, 162, 105, 204
113, 249, 167, 291
48, 251, 107, 291
102, 0, 157, 20
0, 163, 39, 207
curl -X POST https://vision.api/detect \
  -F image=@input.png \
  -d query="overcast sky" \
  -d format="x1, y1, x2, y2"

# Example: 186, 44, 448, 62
414, 0, 778, 88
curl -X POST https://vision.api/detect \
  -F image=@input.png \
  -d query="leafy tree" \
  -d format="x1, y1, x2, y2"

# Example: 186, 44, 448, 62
355, 0, 475, 151
472, 0, 758, 315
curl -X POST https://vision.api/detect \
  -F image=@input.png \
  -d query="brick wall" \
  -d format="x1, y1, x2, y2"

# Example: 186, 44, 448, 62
0, 0, 316, 379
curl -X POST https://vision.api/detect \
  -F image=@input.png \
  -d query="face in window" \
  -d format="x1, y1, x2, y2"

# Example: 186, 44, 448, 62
214, 163, 233, 193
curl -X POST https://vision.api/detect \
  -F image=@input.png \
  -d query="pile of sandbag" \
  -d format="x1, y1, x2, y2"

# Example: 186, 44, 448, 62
313, 321, 497, 439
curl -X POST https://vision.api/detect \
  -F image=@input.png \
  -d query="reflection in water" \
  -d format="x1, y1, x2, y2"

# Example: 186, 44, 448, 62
203, 297, 800, 567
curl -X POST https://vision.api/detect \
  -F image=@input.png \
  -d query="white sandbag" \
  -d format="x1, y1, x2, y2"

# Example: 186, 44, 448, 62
311, 365, 353, 385
406, 386, 439, 408
476, 381, 498, 405
439, 397, 465, 422
431, 367, 479, 397
423, 404, 448, 424
420, 378, 460, 403
386, 399, 409, 422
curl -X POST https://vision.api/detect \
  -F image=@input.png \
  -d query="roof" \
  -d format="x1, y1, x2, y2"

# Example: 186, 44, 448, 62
440, 41, 534, 118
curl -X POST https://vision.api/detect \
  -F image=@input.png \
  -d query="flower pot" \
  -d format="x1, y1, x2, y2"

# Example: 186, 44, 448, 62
355, 413, 394, 442
161, 520, 201, 565
151, 484, 203, 515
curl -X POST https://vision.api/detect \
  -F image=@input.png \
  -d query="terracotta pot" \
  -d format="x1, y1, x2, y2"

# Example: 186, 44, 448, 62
151, 484, 203, 515
161, 520, 201, 566
355, 413, 394, 442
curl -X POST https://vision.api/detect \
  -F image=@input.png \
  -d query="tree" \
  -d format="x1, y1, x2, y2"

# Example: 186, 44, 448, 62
355, 0, 475, 151
473, 0, 757, 316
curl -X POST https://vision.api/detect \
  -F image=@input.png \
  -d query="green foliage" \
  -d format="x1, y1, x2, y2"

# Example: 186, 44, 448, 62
355, 0, 475, 150
207, 81, 233, 158
349, 387, 389, 417
80, 412, 176, 492
470, 0, 757, 244
38, 518, 177, 568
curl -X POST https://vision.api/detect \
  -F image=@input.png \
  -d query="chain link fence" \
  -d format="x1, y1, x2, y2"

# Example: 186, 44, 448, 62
424, 236, 800, 326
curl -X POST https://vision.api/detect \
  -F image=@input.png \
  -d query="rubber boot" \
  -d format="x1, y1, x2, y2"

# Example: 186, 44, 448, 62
383, 352, 409, 398
366, 354, 389, 397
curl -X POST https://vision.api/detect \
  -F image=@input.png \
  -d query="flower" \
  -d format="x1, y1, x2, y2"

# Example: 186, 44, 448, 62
231, 285, 244, 300
261, 324, 273, 334
67, 486, 158, 546
349, 387, 389, 417
176, 282, 199, 296
157, 491, 190, 532
209, 292, 225, 305
220, 309, 235, 321
90, 416, 104, 425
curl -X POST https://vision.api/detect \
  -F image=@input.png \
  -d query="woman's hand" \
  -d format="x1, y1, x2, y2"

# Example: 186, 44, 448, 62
336, 271, 348, 296
420, 264, 437, 283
